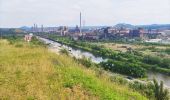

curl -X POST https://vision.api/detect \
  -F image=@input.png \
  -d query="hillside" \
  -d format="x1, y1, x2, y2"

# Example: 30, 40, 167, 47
0, 39, 147, 100
114, 23, 170, 29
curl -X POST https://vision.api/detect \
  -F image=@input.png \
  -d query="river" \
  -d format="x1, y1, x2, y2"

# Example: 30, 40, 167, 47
38, 36, 170, 88
38, 37, 107, 63
148, 71, 170, 88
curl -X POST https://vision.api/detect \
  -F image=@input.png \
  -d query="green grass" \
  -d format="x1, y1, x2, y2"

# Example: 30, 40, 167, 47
0, 39, 147, 100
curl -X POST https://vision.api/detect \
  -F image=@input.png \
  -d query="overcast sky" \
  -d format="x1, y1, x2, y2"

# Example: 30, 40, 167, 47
0, 0, 170, 28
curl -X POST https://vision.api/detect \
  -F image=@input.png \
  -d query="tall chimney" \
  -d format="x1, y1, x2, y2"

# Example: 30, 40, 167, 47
36, 24, 38, 32
80, 12, 82, 35
34, 24, 36, 32
41, 25, 44, 32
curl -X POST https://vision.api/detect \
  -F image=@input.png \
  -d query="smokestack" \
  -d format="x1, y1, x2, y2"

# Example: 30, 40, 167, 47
33, 24, 36, 32
80, 12, 82, 35
41, 25, 44, 32
83, 20, 85, 27
36, 24, 38, 32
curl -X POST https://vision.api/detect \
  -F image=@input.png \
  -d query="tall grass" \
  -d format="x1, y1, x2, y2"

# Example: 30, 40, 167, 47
0, 39, 147, 100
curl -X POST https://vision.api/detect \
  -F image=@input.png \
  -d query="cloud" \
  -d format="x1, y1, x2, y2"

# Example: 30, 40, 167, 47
0, 0, 170, 27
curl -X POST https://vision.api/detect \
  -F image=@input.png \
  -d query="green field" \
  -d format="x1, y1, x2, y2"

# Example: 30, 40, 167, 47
95, 42, 170, 58
0, 39, 147, 100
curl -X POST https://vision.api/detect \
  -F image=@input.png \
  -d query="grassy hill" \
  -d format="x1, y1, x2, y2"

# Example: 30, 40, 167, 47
0, 39, 147, 100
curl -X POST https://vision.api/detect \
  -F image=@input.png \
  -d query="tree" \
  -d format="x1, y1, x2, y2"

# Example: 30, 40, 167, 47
153, 79, 169, 100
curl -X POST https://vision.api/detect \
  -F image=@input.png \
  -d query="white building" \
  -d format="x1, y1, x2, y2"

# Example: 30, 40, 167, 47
24, 33, 33, 42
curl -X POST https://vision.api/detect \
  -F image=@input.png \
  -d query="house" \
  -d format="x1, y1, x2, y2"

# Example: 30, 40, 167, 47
24, 33, 33, 42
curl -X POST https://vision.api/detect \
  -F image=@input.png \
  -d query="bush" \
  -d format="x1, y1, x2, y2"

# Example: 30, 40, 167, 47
78, 57, 93, 68
129, 81, 155, 99
165, 48, 170, 54
110, 76, 128, 85
153, 79, 169, 100
143, 55, 162, 65
162, 58, 170, 69
31, 36, 46, 46
100, 60, 146, 78
60, 48, 69, 55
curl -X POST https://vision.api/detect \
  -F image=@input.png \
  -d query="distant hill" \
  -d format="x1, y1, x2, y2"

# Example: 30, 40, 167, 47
115, 23, 135, 29
137, 24, 170, 30
20, 26, 31, 31
114, 23, 170, 30
18, 24, 170, 31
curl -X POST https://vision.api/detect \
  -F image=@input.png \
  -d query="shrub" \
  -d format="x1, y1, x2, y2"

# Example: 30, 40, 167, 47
165, 48, 170, 54
100, 60, 146, 78
153, 79, 169, 100
78, 57, 93, 68
60, 48, 69, 55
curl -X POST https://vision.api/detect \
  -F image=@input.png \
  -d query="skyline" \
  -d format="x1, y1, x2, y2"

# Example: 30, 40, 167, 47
0, 0, 170, 28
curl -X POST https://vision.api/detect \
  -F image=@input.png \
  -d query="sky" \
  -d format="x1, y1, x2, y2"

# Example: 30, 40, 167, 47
0, 0, 170, 28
